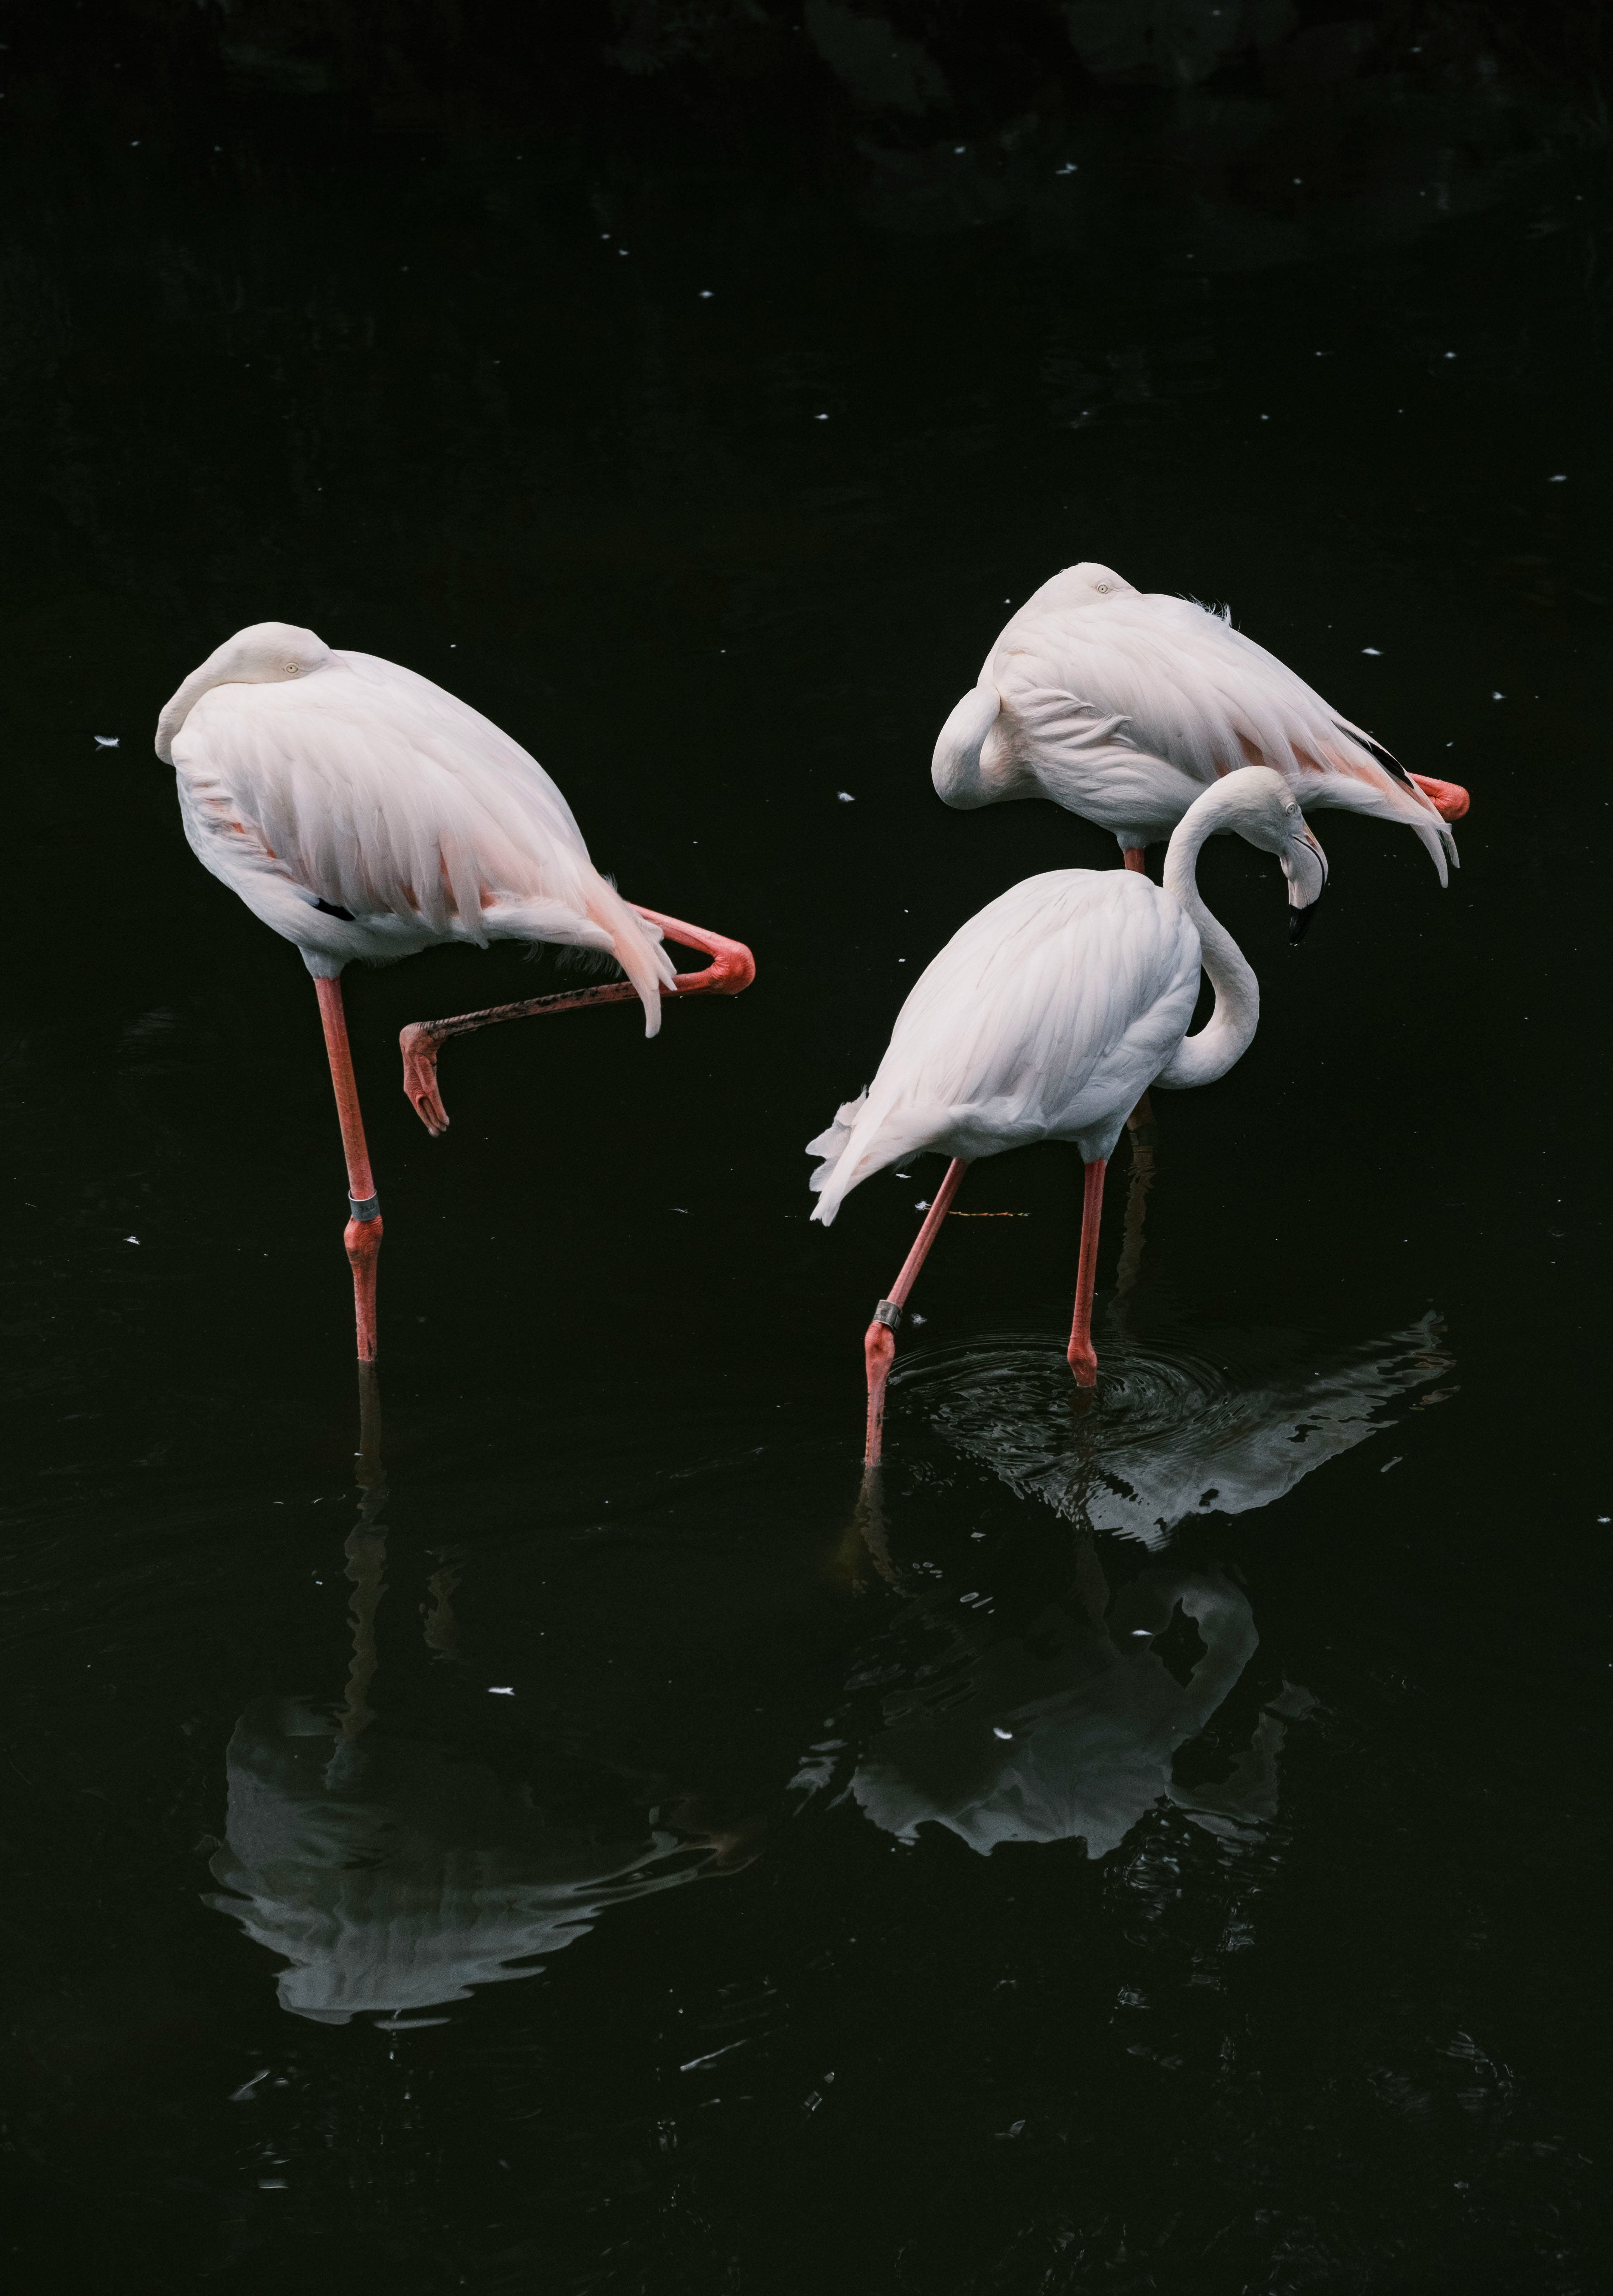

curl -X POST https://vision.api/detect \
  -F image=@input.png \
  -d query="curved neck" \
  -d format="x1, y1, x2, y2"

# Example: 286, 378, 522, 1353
155, 665, 223, 763
1156, 784, 1259, 1089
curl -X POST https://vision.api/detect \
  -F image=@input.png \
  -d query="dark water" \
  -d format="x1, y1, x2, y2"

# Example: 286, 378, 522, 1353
4, 9, 1609, 2289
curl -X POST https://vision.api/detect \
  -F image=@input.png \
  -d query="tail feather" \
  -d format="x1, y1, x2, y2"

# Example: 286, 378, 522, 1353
1318, 723, 1458, 884
585, 882, 677, 1037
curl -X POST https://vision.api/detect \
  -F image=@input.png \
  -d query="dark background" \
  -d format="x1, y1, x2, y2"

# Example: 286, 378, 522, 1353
2, 3, 1608, 2291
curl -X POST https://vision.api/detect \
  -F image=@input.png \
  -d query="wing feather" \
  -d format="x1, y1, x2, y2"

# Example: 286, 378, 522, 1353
987, 591, 1455, 873
172, 649, 675, 1013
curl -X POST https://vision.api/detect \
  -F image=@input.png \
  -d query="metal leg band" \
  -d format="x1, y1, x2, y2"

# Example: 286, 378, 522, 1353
349, 1194, 381, 1222
873, 1298, 902, 1331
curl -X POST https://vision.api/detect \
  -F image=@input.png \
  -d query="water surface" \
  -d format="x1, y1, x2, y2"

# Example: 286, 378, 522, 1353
3, 13, 1608, 2289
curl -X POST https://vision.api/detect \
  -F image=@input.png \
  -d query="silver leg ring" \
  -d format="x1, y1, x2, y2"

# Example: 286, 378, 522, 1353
349, 1194, 381, 1222
873, 1298, 902, 1331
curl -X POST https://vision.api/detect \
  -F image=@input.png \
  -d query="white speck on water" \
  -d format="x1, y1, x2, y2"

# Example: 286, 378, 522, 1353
1598, 1516, 1610, 1523
1055, 162, 1077, 174
992, 1726, 1014, 1739
258, 2179, 287, 2191
1492, 691, 1505, 701
230, 2070, 271, 2102
674, 1207, 690, 1214
815, 413, 829, 421
94, 735, 119, 748
124, 1235, 139, 1245
1362, 647, 1382, 656
1131, 1629, 1153, 1637
838, 791, 855, 802
1549, 473, 1566, 482
1259, 413, 1269, 421
915, 1200, 930, 1210
1444, 351, 1456, 359
488, 1686, 515, 1696
699, 290, 713, 298
1380, 1456, 1404, 1474
681, 2040, 749, 2072
910, 1312, 926, 1325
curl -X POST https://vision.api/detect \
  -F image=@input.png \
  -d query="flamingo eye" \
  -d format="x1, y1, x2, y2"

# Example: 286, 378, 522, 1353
283, 662, 300, 673
1095, 583, 1110, 594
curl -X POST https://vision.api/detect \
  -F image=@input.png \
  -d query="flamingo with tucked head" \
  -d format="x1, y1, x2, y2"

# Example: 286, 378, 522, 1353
933, 563, 1468, 930
808, 766, 1323, 1465
157, 621, 753, 1362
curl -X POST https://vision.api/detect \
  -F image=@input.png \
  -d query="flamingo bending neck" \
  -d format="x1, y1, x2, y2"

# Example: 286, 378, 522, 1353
1156, 781, 1262, 1091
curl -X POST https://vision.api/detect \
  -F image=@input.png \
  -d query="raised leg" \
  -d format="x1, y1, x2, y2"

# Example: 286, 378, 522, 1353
314, 975, 383, 1363
862, 1157, 969, 1468
1122, 847, 1148, 873
1066, 1157, 1108, 1387
400, 908, 756, 1136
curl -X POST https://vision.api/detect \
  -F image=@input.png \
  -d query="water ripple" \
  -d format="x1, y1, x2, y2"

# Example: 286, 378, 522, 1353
892, 1314, 1455, 1543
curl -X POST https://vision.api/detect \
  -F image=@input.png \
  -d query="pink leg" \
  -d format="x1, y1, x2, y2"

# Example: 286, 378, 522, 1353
1122, 848, 1148, 873
862, 1157, 970, 1468
314, 976, 382, 1364
400, 908, 756, 1136
1066, 1158, 1107, 1387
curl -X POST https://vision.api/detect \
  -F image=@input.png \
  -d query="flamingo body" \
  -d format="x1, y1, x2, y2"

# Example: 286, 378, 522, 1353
933, 563, 1461, 884
808, 868, 1200, 1219
159, 622, 674, 1030
813, 768, 1321, 1435
811, 766, 1319, 1227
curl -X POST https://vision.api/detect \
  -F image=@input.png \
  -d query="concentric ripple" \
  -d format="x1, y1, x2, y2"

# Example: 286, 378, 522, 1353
891, 1314, 1454, 1543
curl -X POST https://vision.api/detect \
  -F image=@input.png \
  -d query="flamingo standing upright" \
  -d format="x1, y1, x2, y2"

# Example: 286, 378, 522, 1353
807, 766, 1324, 1464
157, 621, 753, 1361
932, 563, 1469, 926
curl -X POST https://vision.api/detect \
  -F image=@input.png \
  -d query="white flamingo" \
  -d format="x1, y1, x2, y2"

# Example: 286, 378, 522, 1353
807, 766, 1324, 1462
933, 562, 1468, 924
157, 621, 751, 1361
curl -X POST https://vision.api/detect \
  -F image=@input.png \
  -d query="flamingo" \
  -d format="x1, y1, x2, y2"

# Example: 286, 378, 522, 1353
156, 621, 753, 1362
932, 562, 1469, 925
806, 765, 1324, 1464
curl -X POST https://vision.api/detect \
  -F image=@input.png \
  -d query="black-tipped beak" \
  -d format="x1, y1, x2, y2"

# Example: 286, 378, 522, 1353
1288, 900, 1319, 946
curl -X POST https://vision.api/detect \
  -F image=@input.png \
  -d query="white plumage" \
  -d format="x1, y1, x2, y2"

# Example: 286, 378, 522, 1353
932, 561, 1461, 884
157, 620, 675, 1029
810, 765, 1321, 1227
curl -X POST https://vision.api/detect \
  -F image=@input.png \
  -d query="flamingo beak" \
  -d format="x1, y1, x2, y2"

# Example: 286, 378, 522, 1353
1284, 823, 1328, 944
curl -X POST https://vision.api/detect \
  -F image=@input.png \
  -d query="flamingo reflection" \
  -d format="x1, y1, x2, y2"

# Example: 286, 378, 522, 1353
806, 1316, 1453, 1862
206, 1371, 759, 2026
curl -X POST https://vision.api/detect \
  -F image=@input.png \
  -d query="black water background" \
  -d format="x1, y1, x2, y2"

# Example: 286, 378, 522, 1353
3, 7, 1610, 2289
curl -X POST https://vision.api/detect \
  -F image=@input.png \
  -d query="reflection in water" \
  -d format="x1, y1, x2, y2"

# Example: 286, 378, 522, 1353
901, 1313, 1455, 1546
851, 1562, 1314, 1859
205, 1700, 737, 2026
207, 1369, 756, 2026
808, 1315, 1453, 1861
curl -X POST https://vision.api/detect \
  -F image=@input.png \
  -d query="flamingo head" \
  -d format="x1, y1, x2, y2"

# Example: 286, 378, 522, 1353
156, 621, 332, 760
1212, 765, 1330, 942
